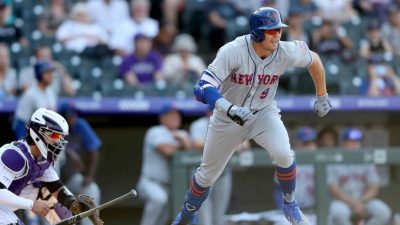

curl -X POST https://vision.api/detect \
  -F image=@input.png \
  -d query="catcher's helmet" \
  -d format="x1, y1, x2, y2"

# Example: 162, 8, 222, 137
28, 108, 69, 164
249, 7, 288, 42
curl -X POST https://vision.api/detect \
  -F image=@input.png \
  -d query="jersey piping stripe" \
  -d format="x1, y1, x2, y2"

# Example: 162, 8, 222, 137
249, 44, 280, 107
201, 73, 220, 88
241, 37, 258, 107
305, 46, 313, 67
203, 69, 222, 84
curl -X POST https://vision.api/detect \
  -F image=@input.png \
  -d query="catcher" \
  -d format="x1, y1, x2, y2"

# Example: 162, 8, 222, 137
0, 108, 103, 225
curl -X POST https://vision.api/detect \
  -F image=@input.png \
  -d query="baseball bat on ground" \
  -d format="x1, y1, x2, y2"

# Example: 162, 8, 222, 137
55, 189, 138, 225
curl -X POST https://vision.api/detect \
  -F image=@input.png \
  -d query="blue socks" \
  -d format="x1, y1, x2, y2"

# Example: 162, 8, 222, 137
276, 161, 296, 203
179, 176, 210, 222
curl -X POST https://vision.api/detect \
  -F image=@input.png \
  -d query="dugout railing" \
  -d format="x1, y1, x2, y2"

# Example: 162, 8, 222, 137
171, 148, 400, 225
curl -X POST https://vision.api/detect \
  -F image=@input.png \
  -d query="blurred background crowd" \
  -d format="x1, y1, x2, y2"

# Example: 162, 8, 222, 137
1, 0, 400, 225
0, 0, 400, 100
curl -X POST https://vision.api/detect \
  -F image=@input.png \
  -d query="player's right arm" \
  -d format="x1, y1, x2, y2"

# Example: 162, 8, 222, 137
194, 44, 253, 126
0, 148, 50, 216
194, 72, 254, 126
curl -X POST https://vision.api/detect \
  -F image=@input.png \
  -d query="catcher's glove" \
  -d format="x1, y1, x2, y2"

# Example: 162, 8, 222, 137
69, 194, 104, 225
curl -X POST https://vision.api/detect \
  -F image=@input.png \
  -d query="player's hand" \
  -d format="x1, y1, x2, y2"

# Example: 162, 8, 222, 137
32, 200, 50, 217
82, 175, 93, 188
350, 201, 366, 217
227, 105, 254, 126
314, 94, 331, 117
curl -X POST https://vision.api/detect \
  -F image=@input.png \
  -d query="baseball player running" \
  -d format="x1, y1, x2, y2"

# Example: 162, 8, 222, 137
0, 108, 102, 225
172, 7, 331, 225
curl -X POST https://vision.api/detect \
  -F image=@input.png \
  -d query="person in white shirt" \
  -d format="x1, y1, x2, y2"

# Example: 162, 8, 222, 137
86, 0, 130, 34
162, 34, 205, 94
0, 43, 17, 99
56, 2, 109, 54
109, 0, 159, 56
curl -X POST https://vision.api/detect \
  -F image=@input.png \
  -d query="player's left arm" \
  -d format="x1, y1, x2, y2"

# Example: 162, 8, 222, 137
308, 51, 332, 117
78, 118, 102, 187
308, 51, 327, 97
361, 184, 379, 203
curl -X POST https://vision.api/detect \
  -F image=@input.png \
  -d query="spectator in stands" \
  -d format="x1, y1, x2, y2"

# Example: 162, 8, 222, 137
18, 45, 76, 96
0, 0, 27, 47
327, 127, 391, 225
56, 2, 109, 56
137, 102, 192, 225
260, 0, 290, 20
162, 0, 185, 29
281, 10, 311, 45
162, 34, 205, 95
153, 21, 177, 58
381, 7, 400, 57
58, 101, 102, 225
86, 0, 130, 35
12, 60, 57, 139
38, 0, 70, 38
288, 0, 318, 20
352, 0, 391, 23
360, 58, 400, 96
274, 126, 317, 212
313, 0, 357, 24
231, 0, 263, 15
317, 125, 339, 148
0, 43, 16, 98
311, 19, 353, 61
206, 0, 242, 52
190, 106, 250, 225
110, 0, 159, 56
119, 33, 164, 91
359, 21, 392, 61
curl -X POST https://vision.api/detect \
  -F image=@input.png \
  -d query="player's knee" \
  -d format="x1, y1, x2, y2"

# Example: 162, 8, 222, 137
271, 149, 294, 168
149, 191, 168, 206
194, 172, 214, 188
369, 200, 392, 222
330, 202, 351, 219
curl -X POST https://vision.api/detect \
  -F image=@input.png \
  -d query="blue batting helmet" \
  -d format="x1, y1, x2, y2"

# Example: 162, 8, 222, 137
249, 7, 288, 42
34, 60, 54, 81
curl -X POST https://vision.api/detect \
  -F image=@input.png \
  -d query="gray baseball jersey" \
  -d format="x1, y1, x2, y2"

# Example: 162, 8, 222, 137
19, 65, 64, 96
194, 35, 313, 187
294, 165, 315, 208
14, 85, 57, 123
204, 34, 312, 109
140, 125, 190, 184
327, 164, 380, 199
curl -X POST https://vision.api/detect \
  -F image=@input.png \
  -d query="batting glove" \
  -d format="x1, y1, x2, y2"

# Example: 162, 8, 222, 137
227, 105, 254, 126
314, 94, 332, 117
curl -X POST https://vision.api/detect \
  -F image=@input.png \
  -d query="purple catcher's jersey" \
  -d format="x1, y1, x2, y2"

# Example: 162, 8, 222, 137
205, 34, 312, 110
0, 141, 59, 201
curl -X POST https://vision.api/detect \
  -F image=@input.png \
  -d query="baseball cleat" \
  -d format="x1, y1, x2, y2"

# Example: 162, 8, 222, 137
282, 201, 311, 225
171, 212, 199, 225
